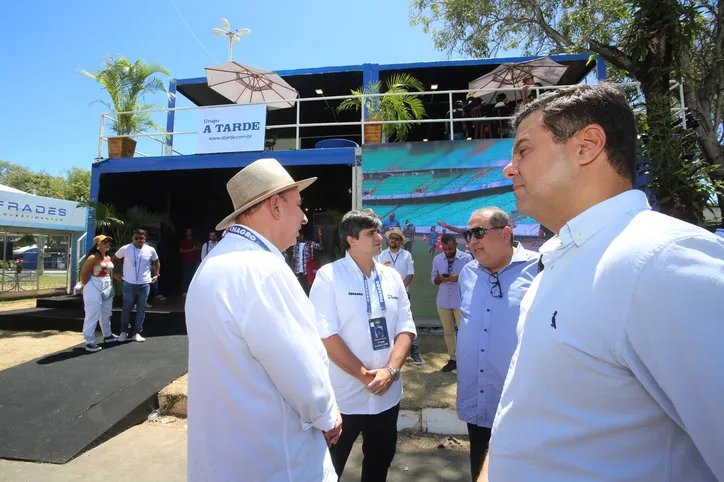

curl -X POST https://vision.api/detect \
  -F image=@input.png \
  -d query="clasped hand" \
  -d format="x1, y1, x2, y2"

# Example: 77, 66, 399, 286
360, 367, 393, 396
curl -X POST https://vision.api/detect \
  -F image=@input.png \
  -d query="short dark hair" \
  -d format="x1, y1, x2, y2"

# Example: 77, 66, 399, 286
513, 83, 637, 183
441, 234, 456, 245
340, 210, 381, 250
133, 229, 147, 237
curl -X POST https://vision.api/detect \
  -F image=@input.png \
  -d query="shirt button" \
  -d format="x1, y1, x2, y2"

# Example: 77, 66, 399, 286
481, 349, 485, 352
486, 309, 490, 312
484, 329, 488, 332
480, 390, 484, 393
480, 369, 484, 372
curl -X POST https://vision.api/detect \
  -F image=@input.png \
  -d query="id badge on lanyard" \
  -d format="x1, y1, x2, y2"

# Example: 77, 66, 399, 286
364, 267, 390, 350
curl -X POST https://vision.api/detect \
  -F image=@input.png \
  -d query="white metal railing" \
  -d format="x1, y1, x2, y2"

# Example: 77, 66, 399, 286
97, 81, 687, 159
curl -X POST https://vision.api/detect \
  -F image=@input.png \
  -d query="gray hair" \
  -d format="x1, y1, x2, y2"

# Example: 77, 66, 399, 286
471, 207, 514, 245
340, 210, 382, 250
512, 83, 637, 183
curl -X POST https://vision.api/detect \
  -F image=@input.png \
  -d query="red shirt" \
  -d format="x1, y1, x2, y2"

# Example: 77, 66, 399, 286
180, 238, 197, 263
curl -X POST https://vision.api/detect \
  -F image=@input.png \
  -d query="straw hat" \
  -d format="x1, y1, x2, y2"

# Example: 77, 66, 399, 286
93, 234, 113, 245
385, 227, 407, 244
215, 158, 317, 231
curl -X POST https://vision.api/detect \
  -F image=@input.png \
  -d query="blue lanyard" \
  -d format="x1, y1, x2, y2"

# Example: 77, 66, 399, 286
389, 250, 400, 266
226, 225, 271, 252
363, 266, 386, 316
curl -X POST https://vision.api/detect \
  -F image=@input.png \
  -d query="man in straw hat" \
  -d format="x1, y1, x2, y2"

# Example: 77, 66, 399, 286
377, 227, 423, 365
185, 158, 342, 482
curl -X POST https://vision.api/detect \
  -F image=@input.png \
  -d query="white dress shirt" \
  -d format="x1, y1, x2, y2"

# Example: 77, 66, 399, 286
114, 244, 158, 284
185, 225, 339, 482
199, 240, 217, 260
310, 252, 417, 415
376, 247, 414, 292
490, 190, 724, 481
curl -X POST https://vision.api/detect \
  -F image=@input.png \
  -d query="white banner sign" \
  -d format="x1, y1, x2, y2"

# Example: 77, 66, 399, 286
196, 104, 267, 154
0, 191, 88, 231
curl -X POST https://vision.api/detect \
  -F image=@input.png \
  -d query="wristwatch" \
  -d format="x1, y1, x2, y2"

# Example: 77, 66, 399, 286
386, 366, 400, 381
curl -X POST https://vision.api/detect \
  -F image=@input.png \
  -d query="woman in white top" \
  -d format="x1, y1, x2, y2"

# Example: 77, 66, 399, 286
79, 235, 119, 352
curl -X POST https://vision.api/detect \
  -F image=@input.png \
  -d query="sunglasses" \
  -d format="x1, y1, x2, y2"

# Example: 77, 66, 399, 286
463, 226, 505, 243
133, 237, 146, 242
99, 240, 111, 245
388, 236, 403, 242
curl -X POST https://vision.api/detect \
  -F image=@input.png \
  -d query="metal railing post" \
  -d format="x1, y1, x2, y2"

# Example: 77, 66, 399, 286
679, 79, 687, 129
296, 99, 301, 149
448, 92, 454, 140
361, 95, 365, 144
98, 115, 105, 158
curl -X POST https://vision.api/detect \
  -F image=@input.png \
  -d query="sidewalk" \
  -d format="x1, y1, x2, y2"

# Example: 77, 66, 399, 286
0, 419, 471, 482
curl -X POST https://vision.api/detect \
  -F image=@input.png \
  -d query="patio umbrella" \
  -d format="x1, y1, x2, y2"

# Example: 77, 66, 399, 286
205, 62, 298, 110
468, 57, 569, 104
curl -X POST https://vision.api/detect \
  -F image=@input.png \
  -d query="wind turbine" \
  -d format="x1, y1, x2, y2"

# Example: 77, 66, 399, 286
211, 18, 251, 62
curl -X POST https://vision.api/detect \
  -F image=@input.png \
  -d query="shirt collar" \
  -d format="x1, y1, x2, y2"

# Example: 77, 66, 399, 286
230, 224, 284, 259
344, 251, 380, 274
475, 242, 528, 272
559, 190, 651, 248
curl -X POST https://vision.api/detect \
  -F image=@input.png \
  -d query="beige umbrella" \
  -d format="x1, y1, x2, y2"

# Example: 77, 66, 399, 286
205, 62, 298, 110
469, 57, 569, 104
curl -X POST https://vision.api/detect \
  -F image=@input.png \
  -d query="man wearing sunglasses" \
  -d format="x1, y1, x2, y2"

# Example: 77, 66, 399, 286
456, 207, 538, 481
113, 228, 160, 342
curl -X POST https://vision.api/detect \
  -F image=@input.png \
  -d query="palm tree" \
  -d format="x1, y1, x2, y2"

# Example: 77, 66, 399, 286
338, 73, 426, 142
81, 56, 172, 136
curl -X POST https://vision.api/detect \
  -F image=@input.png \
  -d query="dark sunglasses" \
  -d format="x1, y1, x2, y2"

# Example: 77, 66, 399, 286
99, 240, 111, 245
463, 226, 505, 243
489, 272, 503, 298
133, 237, 146, 242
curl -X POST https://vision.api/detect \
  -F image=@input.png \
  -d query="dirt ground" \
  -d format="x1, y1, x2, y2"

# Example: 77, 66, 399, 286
0, 297, 83, 372
401, 334, 457, 410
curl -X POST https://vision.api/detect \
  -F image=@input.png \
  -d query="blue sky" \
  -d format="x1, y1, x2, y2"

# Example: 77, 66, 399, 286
0, 0, 460, 175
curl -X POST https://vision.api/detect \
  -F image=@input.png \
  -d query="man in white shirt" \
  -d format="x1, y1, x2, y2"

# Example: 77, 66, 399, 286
377, 227, 422, 365
185, 158, 342, 482
199, 230, 218, 261
479, 83, 724, 481
112, 228, 159, 343
310, 210, 417, 482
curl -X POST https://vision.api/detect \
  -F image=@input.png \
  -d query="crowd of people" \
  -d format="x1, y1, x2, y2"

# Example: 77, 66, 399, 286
80, 82, 723, 481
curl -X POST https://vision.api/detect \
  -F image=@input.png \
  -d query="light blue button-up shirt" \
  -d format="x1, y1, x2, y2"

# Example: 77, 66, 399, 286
431, 249, 473, 309
456, 242, 538, 428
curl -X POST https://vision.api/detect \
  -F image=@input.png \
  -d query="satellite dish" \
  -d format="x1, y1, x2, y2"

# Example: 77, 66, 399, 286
220, 18, 231, 31
211, 28, 227, 36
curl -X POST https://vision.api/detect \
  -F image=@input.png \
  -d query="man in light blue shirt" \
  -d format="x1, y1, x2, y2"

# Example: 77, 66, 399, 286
431, 233, 473, 372
482, 83, 724, 482
456, 207, 538, 481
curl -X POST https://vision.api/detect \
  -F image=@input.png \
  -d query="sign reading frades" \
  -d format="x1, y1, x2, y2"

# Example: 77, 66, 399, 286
0, 191, 88, 231
196, 104, 267, 154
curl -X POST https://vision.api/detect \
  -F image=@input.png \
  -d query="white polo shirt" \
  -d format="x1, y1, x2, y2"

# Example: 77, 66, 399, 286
114, 243, 158, 284
185, 225, 338, 482
310, 252, 417, 415
489, 190, 724, 481
376, 247, 414, 292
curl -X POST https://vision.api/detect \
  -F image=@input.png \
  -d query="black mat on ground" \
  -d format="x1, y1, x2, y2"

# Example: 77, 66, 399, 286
0, 308, 187, 335
0, 334, 188, 463
37, 295, 83, 310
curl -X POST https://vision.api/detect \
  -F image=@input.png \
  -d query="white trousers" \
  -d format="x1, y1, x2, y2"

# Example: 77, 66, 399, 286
82, 277, 113, 344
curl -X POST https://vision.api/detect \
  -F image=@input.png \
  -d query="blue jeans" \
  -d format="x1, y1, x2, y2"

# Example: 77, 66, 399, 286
121, 281, 151, 335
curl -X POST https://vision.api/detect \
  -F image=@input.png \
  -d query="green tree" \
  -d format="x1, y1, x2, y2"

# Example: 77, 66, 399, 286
410, 0, 724, 223
62, 167, 92, 204
80, 55, 172, 136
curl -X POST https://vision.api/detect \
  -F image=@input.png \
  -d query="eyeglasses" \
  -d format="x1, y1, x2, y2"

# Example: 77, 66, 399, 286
489, 272, 503, 298
133, 237, 146, 242
100, 240, 111, 245
463, 226, 505, 243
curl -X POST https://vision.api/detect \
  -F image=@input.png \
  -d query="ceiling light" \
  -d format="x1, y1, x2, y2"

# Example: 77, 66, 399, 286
466, 137, 472, 140
315, 89, 323, 95
423, 138, 429, 142
431, 84, 439, 90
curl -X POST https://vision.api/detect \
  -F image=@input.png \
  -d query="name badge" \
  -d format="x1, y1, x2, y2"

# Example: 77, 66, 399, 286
369, 317, 391, 351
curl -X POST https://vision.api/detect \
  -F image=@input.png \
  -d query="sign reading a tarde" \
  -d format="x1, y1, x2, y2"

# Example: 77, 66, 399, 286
196, 104, 267, 154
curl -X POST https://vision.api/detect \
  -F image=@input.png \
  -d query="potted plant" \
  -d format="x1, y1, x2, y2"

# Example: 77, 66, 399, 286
338, 73, 426, 144
82, 56, 172, 158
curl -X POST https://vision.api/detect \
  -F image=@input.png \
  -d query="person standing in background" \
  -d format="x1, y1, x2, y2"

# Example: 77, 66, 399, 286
200, 231, 218, 261
432, 234, 472, 372
179, 228, 199, 297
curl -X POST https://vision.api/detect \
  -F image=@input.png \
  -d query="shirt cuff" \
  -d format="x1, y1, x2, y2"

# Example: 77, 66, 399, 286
310, 400, 338, 432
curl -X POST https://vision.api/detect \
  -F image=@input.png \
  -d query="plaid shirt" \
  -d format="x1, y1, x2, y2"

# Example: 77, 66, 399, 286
291, 241, 320, 275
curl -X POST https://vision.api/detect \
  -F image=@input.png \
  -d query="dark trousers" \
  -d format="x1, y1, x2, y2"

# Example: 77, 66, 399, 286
467, 424, 492, 482
296, 273, 309, 295
330, 404, 400, 482
181, 262, 197, 293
